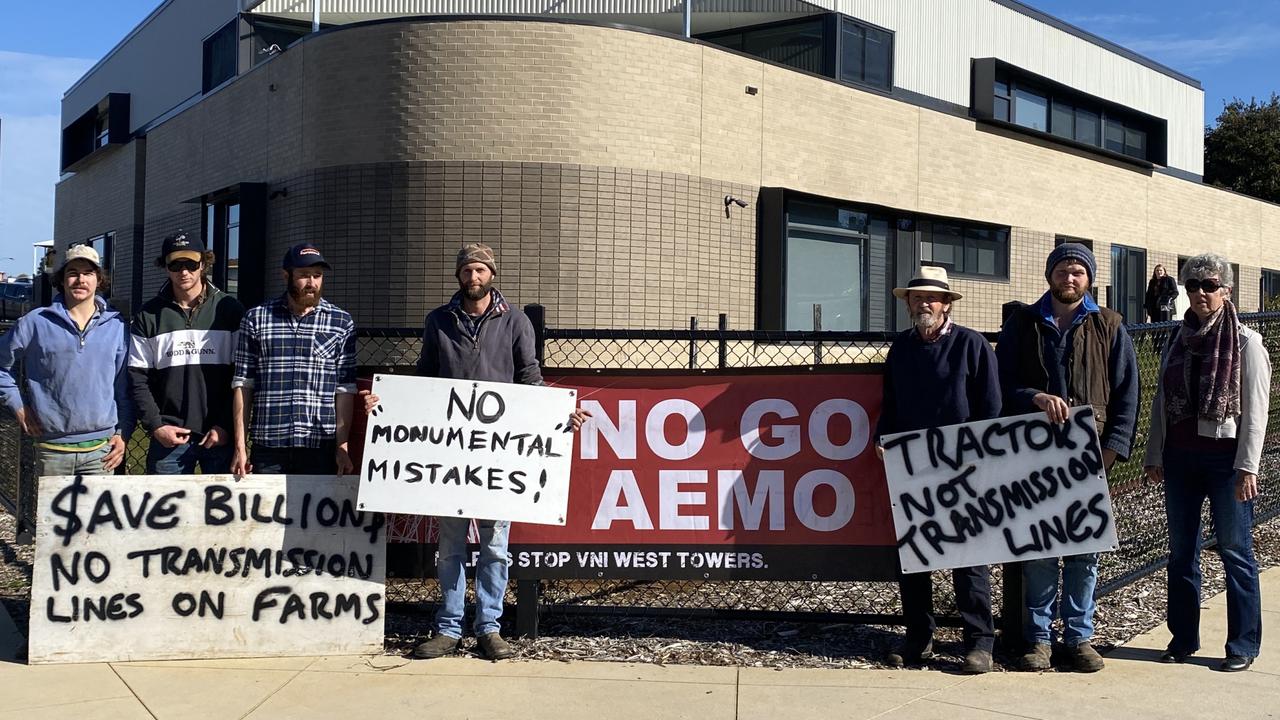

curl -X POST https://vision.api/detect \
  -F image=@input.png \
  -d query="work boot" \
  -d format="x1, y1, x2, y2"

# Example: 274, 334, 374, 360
1068, 642, 1105, 673
412, 633, 460, 659
961, 648, 993, 674
885, 639, 933, 667
476, 632, 516, 661
1019, 643, 1052, 671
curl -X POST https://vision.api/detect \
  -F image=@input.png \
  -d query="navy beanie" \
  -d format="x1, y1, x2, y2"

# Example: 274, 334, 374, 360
1045, 242, 1096, 284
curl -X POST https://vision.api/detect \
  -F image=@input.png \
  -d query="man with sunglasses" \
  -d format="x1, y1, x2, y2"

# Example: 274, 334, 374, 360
128, 231, 245, 474
996, 242, 1139, 673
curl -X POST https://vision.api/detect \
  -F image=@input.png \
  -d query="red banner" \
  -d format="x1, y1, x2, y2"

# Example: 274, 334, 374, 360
355, 370, 898, 580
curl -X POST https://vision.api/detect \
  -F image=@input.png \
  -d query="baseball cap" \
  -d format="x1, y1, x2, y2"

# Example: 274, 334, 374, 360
55, 244, 102, 274
282, 243, 331, 270
157, 230, 206, 266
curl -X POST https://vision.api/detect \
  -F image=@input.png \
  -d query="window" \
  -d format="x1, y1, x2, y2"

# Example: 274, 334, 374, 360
248, 15, 310, 66
84, 233, 115, 274
701, 13, 892, 92
59, 93, 129, 171
784, 200, 869, 331
840, 18, 892, 90
972, 58, 1166, 166
1013, 86, 1049, 132
1262, 269, 1280, 310
205, 200, 241, 296
202, 20, 238, 94
1109, 244, 1146, 323
1055, 235, 1094, 250
920, 221, 1009, 279
93, 112, 110, 149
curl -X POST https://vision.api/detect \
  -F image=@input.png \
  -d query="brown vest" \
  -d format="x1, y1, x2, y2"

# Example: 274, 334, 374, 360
1008, 303, 1124, 428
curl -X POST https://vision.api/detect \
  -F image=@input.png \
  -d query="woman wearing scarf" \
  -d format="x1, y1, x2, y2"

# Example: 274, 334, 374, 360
1144, 253, 1271, 672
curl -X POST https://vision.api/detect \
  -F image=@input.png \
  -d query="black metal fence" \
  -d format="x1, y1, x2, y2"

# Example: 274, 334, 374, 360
3, 310, 1279, 635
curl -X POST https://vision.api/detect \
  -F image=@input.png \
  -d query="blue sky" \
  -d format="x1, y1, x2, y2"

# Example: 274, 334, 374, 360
1, 0, 1279, 278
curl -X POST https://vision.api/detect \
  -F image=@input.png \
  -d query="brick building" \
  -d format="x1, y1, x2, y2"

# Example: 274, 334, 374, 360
55, 0, 1280, 332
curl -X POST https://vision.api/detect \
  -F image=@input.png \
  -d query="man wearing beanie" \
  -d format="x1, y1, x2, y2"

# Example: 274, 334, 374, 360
364, 242, 589, 661
875, 266, 1001, 674
996, 242, 1139, 672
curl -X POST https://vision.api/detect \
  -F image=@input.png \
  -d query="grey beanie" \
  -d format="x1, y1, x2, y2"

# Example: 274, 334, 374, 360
1045, 242, 1096, 284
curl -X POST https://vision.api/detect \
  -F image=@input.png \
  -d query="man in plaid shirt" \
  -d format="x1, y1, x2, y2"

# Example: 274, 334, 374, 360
231, 243, 357, 475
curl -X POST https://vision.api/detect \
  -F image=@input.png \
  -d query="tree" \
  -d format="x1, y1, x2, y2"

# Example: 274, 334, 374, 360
1204, 93, 1280, 204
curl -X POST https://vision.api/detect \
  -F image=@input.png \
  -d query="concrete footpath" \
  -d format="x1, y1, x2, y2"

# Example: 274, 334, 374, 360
2, 569, 1277, 720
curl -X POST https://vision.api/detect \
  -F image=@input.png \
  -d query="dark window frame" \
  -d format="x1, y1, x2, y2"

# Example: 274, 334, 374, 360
919, 220, 1010, 281
202, 19, 239, 94
1261, 268, 1280, 310
60, 93, 130, 172
1108, 242, 1147, 323
84, 233, 115, 275
973, 58, 1167, 167
699, 12, 893, 94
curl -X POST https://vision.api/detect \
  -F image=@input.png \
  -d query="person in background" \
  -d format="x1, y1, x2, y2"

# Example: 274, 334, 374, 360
1145, 264, 1178, 323
1144, 253, 1269, 672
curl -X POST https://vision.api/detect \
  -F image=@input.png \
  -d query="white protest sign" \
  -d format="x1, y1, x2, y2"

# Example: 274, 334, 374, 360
29, 474, 386, 664
881, 407, 1119, 574
358, 374, 576, 525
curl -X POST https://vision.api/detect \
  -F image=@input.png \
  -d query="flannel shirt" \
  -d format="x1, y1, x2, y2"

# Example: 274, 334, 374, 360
232, 296, 357, 448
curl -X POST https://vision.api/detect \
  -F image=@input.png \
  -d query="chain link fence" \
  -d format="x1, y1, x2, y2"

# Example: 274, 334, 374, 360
2, 311, 1279, 631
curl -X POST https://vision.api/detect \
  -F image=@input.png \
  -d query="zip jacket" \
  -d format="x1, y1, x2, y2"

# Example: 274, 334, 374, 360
0, 294, 135, 443
128, 280, 245, 435
417, 288, 543, 385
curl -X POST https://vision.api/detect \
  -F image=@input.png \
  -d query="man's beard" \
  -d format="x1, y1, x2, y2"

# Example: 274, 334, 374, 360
1051, 285, 1086, 304
463, 280, 492, 301
913, 310, 940, 332
288, 284, 322, 308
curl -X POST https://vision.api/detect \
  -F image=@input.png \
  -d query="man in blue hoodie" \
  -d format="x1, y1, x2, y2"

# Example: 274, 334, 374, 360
0, 245, 134, 475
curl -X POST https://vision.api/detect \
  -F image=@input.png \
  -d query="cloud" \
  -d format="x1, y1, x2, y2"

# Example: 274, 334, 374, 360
0, 50, 94, 117
1115, 26, 1280, 70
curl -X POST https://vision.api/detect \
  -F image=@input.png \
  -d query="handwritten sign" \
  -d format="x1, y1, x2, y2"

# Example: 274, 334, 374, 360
28, 474, 386, 664
358, 375, 576, 525
880, 407, 1119, 574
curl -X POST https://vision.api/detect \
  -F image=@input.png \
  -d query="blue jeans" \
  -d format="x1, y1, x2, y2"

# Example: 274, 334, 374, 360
1164, 446, 1262, 658
435, 517, 510, 638
37, 443, 110, 476
147, 440, 234, 474
1023, 553, 1099, 646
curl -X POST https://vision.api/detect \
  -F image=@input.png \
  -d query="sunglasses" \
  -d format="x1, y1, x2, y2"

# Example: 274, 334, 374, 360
167, 259, 201, 273
1184, 278, 1224, 294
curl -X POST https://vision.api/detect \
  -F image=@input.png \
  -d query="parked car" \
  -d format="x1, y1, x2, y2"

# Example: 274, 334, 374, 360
0, 281, 33, 323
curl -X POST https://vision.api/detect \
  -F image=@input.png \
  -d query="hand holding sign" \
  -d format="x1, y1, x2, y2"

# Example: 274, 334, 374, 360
357, 375, 576, 525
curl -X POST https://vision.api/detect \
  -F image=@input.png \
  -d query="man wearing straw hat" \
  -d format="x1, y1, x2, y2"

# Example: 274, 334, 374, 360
874, 265, 1001, 673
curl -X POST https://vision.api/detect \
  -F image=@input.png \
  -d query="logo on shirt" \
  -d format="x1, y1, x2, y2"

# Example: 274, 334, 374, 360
166, 339, 214, 358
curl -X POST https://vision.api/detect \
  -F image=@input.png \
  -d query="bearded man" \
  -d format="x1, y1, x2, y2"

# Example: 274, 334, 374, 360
874, 265, 1001, 673
231, 243, 357, 475
996, 242, 1138, 672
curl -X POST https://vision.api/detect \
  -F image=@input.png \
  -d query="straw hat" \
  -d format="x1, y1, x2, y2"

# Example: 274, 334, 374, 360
892, 266, 962, 300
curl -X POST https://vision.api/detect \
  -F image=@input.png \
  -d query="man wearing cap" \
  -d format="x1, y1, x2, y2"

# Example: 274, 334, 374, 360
363, 243, 589, 661
996, 242, 1139, 672
874, 266, 1001, 673
231, 243, 357, 476
0, 245, 133, 476
128, 231, 245, 474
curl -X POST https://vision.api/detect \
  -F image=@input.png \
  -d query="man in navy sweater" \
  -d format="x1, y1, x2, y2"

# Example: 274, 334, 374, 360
875, 265, 1001, 673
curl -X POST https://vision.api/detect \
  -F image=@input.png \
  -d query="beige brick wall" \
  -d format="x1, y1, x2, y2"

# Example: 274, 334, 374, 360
61, 19, 1280, 330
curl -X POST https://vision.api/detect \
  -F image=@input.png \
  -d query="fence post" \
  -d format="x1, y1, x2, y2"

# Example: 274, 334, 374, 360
515, 579, 541, 639
688, 316, 698, 369
717, 313, 728, 369
812, 304, 823, 365
525, 303, 546, 366
1001, 561, 1024, 651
